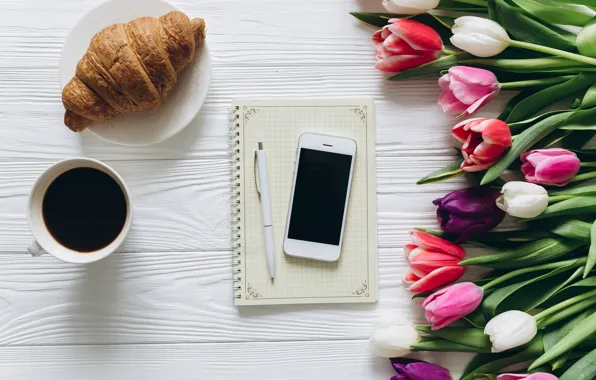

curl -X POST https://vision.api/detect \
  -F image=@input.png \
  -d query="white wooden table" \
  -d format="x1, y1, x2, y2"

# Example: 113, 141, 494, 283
0, 0, 506, 378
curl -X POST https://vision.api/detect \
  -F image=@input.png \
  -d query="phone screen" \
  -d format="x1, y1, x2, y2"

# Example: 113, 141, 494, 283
288, 148, 353, 246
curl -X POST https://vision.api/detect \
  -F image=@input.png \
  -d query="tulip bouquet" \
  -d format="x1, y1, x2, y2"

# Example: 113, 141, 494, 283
352, 0, 596, 379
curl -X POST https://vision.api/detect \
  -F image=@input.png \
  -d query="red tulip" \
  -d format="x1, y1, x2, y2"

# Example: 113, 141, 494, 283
404, 230, 466, 293
423, 282, 483, 330
452, 118, 512, 172
372, 19, 443, 73
521, 148, 581, 187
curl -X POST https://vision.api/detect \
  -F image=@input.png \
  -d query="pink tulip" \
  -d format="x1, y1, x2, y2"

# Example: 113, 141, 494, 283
438, 66, 499, 116
404, 230, 467, 293
521, 148, 581, 187
452, 118, 512, 172
497, 374, 558, 380
372, 19, 443, 73
423, 282, 483, 330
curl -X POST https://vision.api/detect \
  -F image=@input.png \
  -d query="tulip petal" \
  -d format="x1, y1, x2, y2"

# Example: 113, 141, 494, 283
375, 54, 437, 73
438, 90, 468, 114
452, 117, 485, 143
383, 34, 418, 55
409, 230, 466, 258
464, 90, 498, 115
498, 374, 558, 380
449, 66, 499, 87
478, 119, 512, 147
403, 271, 421, 284
450, 33, 508, 57
438, 73, 451, 90
388, 18, 443, 52
533, 155, 580, 186
408, 266, 466, 293
449, 76, 496, 106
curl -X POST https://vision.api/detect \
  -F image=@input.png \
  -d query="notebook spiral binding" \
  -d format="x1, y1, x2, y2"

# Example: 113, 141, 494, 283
230, 105, 242, 299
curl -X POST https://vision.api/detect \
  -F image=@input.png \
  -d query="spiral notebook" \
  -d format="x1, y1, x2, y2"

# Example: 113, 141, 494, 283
231, 99, 377, 306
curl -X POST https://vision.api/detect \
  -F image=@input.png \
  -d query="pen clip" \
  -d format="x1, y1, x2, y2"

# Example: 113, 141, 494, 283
254, 151, 261, 197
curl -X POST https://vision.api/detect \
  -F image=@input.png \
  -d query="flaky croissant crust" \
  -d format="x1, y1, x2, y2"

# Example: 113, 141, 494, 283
62, 11, 206, 132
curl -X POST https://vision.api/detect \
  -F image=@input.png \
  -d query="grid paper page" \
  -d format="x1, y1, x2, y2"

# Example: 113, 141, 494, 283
234, 99, 377, 306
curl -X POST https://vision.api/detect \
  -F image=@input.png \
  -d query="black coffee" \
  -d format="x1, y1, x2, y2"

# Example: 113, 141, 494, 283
42, 167, 127, 252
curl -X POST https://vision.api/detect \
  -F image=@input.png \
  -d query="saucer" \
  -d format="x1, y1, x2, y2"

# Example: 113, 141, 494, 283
59, 0, 212, 146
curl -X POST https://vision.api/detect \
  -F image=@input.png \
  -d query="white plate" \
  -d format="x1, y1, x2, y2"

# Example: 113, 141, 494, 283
59, 0, 212, 146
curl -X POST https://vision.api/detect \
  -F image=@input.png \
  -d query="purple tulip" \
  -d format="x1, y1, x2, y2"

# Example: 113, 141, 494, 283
433, 186, 505, 243
390, 358, 452, 380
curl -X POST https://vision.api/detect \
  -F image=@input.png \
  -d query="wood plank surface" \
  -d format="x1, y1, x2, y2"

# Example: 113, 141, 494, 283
0, 341, 475, 379
0, 0, 489, 377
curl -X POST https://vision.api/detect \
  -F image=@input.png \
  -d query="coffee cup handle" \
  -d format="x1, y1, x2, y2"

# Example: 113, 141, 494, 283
28, 241, 46, 257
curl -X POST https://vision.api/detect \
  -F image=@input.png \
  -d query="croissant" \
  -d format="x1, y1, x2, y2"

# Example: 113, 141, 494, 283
62, 11, 206, 132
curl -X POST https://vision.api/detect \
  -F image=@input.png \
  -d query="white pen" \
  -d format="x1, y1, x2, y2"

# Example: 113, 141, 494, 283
257, 142, 275, 279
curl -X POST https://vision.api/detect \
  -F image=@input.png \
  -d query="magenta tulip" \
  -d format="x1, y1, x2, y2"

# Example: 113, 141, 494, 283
497, 374, 558, 380
438, 66, 499, 116
423, 282, 483, 330
521, 148, 581, 187
372, 19, 443, 73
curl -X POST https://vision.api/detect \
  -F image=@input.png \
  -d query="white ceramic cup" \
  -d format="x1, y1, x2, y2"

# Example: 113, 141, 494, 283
27, 158, 132, 264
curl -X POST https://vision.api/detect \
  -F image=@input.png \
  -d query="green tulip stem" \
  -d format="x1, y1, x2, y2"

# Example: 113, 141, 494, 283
581, 162, 596, 168
442, 48, 458, 56
500, 76, 575, 89
537, 296, 596, 329
509, 40, 596, 67
481, 258, 587, 291
549, 195, 574, 203
534, 288, 596, 322
570, 171, 596, 184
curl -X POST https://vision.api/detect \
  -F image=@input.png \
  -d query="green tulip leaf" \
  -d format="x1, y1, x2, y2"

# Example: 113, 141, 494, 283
498, 90, 538, 121
481, 264, 578, 318
417, 158, 464, 184
530, 311, 596, 370
580, 83, 596, 109
481, 112, 572, 185
544, 307, 596, 352
388, 53, 471, 81
585, 219, 596, 277
460, 237, 582, 268
532, 196, 596, 220
493, 0, 577, 51
460, 336, 544, 380
562, 130, 596, 150
559, 107, 596, 130
436, 0, 488, 12
559, 348, 596, 380
511, 0, 594, 27
534, 129, 575, 149
547, 219, 592, 243
506, 74, 596, 123
508, 110, 568, 135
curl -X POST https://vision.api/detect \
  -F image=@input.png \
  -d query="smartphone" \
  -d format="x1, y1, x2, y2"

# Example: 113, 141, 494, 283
283, 133, 357, 262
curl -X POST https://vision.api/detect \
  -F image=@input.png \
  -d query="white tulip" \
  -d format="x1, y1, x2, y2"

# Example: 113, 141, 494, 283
451, 16, 510, 57
368, 314, 420, 357
496, 181, 549, 219
484, 310, 537, 353
382, 0, 440, 14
